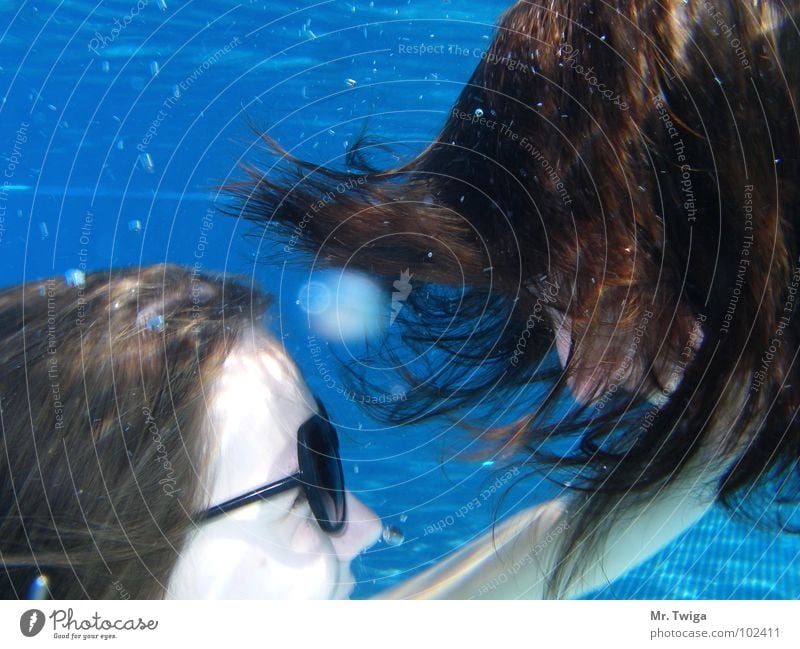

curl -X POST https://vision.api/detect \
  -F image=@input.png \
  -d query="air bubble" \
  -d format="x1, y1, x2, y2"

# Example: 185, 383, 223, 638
138, 152, 155, 173
474, 107, 484, 118
145, 314, 165, 333
382, 525, 404, 547
64, 269, 86, 287
27, 574, 50, 600
128, 219, 142, 232
39, 222, 49, 238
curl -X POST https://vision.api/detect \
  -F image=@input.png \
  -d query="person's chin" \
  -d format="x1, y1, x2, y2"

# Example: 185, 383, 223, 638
330, 567, 356, 600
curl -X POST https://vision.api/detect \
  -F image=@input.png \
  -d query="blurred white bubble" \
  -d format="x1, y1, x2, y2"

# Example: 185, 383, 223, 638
300, 272, 381, 340
297, 281, 331, 315
128, 219, 142, 232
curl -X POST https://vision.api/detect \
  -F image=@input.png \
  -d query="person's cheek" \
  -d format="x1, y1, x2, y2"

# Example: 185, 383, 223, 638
168, 515, 338, 599
329, 492, 382, 562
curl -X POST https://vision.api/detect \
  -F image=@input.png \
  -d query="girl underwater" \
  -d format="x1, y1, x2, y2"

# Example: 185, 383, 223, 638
0, 264, 381, 599
224, 0, 800, 597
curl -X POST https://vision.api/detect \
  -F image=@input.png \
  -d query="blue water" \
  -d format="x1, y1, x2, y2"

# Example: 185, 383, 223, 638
1, 0, 798, 599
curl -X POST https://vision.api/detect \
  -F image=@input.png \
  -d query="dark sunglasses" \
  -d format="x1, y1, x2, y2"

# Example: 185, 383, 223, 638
197, 399, 347, 534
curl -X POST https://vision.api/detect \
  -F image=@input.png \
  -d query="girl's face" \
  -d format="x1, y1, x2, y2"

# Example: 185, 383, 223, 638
167, 330, 382, 599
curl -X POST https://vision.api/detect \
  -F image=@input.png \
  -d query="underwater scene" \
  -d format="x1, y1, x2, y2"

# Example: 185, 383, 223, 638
1, 0, 799, 602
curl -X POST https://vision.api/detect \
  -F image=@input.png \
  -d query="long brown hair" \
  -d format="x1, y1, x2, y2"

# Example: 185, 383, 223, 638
225, 0, 800, 595
0, 264, 269, 598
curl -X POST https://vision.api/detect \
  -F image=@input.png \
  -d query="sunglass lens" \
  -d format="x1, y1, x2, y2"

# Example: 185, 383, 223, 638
298, 412, 346, 533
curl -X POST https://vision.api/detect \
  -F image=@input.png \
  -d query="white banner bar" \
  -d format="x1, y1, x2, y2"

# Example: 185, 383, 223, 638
1, 600, 797, 648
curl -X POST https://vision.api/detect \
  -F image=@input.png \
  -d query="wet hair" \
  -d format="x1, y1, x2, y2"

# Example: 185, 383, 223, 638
225, 0, 800, 595
0, 264, 269, 599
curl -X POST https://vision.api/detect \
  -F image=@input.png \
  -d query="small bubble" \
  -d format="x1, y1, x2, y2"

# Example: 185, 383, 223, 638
150, 61, 160, 77
138, 152, 155, 173
145, 314, 165, 333
481, 460, 495, 467
116, 139, 124, 150
101, 61, 110, 73
399, 514, 408, 523
345, 78, 357, 87
27, 574, 50, 600
426, 251, 433, 258
157, 0, 167, 10
354, 465, 360, 474
128, 219, 142, 232
474, 107, 484, 118
64, 269, 86, 287
382, 525, 404, 546
39, 222, 49, 238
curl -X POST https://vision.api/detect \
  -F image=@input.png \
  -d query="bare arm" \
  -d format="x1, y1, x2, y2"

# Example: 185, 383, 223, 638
376, 479, 716, 599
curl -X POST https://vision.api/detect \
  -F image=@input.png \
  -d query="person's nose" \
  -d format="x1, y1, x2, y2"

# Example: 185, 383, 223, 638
330, 491, 382, 562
